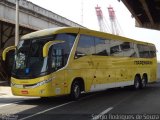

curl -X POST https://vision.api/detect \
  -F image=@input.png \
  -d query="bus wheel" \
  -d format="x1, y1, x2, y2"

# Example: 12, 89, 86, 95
141, 75, 147, 88
70, 81, 81, 100
134, 76, 141, 89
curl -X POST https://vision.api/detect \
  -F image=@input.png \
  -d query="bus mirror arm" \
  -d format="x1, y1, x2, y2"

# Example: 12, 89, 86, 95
2, 46, 16, 61
43, 40, 65, 57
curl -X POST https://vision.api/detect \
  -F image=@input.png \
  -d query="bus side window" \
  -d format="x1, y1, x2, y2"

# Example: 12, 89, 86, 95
49, 46, 64, 70
121, 42, 137, 57
137, 44, 150, 58
149, 46, 156, 58
75, 35, 95, 58
120, 42, 130, 50
94, 37, 109, 56
110, 40, 123, 56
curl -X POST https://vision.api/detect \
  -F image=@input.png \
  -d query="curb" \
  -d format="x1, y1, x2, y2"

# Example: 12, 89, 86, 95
0, 86, 12, 96
0, 86, 37, 98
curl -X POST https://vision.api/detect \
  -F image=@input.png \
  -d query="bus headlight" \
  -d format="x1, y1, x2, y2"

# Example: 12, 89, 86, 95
12, 77, 55, 89
26, 78, 53, 88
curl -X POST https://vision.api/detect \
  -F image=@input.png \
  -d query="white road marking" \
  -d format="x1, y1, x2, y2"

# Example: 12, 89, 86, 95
92, 107, 113, 120
0, 93, 99, 120
92, 91, 137, 120
0, 101, 23, 108
19, 101, 74, 120
19, 94, 97, 120
79, 93, 98, 101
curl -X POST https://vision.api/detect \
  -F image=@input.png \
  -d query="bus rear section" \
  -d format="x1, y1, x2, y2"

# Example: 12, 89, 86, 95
70, 33, 157, 92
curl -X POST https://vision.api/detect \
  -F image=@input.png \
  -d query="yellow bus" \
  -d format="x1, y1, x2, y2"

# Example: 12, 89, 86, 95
2, 27, 157, 99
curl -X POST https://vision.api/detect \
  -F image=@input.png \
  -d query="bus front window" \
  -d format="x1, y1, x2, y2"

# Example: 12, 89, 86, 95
12, 33, 76, 79
29, 39, 49, 75
13, 38, 49, 78
49, 47, 64, 71
15, 40, 29, 70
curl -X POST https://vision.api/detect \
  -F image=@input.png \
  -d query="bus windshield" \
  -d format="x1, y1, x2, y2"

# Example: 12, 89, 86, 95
12, 33, 77, 79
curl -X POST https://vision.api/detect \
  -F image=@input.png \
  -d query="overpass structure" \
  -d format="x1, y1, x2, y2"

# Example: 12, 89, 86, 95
121, 0, 160, 79
121, 0, 160, 31
0, 0, 84, 84
0, 0, 83, 50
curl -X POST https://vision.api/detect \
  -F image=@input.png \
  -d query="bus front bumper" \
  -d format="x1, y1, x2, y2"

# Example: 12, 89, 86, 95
11, 78, 56, 97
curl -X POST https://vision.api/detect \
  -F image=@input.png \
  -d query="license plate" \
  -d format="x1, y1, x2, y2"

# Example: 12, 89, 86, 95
21, 90, 28, 94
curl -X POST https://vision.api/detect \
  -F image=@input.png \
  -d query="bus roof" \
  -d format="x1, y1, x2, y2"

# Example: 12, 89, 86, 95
78, 28, 155, 46
21, 27, 155, 46
21, 27, 80, 40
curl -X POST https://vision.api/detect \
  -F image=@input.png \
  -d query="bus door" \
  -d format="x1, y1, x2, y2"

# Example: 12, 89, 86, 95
49, 46, 66, 95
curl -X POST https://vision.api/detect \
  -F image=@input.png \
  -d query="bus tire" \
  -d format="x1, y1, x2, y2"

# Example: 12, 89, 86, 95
141, 75, 147, 88
134, 75, 141, 90
70, 81, 81, 100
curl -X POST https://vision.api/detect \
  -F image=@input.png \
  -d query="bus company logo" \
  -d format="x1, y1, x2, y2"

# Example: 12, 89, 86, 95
134, 61, 153, 65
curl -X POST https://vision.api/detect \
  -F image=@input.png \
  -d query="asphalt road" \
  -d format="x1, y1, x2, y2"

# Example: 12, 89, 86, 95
0, 82, 160, 120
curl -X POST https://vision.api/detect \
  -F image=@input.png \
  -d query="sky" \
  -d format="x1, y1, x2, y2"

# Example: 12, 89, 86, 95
28, 0, 160, 61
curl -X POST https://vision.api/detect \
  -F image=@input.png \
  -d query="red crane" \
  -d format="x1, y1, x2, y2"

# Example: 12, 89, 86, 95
95, 5, 110, 32
108, 5, 123, 35
95, 4, 123, 35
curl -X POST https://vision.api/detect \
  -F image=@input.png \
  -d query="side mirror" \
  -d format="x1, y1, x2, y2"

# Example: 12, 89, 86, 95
2, 46, 16, 61
43, 40, 65, 57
